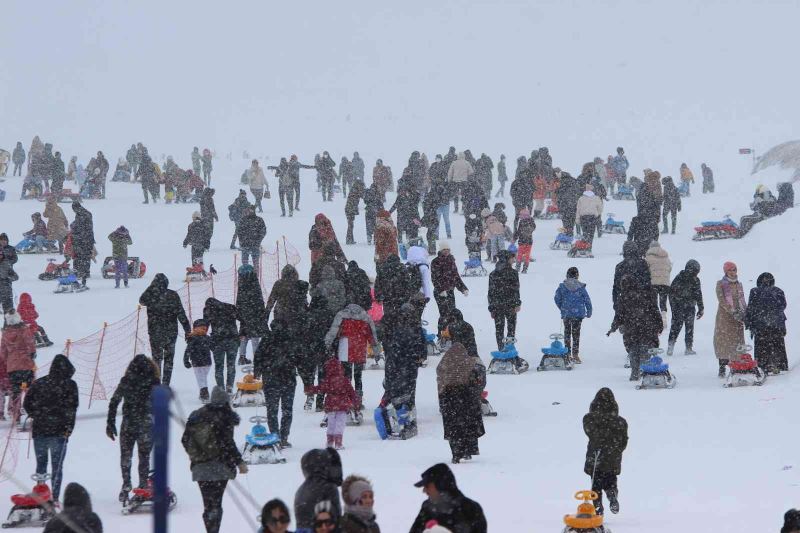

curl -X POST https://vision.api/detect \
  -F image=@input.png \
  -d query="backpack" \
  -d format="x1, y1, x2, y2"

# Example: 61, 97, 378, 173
182, 413, 221, 464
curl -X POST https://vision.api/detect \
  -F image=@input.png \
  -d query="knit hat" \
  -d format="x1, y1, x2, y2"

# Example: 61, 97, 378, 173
438, 241, 451, 252
3, 310, 22, 326
345, 479, 373, 505
209, 386, 229, 406
723, 261, 737, 273
192, 211, 201, 220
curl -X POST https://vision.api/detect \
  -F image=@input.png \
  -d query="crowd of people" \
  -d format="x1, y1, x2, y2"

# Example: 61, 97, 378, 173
0, 137, 796, 532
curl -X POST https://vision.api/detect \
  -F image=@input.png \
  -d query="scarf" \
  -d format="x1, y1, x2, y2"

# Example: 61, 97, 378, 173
436, 343, 483, 394
721, 276, 746, 312
344, 503, 377, 524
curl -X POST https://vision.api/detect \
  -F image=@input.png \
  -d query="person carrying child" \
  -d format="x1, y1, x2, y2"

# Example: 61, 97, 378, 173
184, 319, 213, 403
513, 208, 536, 273
109, 226, 133, 289
16, 293, 53, 347
305, 358, 360, 450
554, 267, 593, 364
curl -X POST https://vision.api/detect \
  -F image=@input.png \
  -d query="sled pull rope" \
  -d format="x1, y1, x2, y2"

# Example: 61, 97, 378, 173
591, 449, 601, 487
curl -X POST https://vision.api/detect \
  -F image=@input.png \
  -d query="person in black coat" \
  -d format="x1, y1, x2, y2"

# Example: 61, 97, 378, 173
23, 354, 78, 502
200, 188, 219, 235
363, 181, 384, 245
42, 482, 103, 533
661, 176, 681, 234
556, 172, 580, 234
107, 354, 160, 499
487, 250, 521, 350
409, 463, 487, 533
389, 181, 420, 243
318, 152, 337, 202
613, 242, 653, 311
626, 215, 659, 259
266, 264, 310, 328
344, 180, 365, 245
309, 242, 348, 290
374, 255, 414, 340
446, 309, 479, 359
12, 142, 25, 177
136, 148, 158, 203
460, 175, 489, 220
295, 448, 343, 530
609, 275, 662, 380
344, 260, 372, 311
236, 265, 268, 365
254, 319, 300, 446
744, 272, 788, 373
183, 212, 212, 266
583, 388, 628, 516
203, 297, 240, 392
182, 386, 247, 533
667, 259, 704, 355
70, 201, 95, 287
237, 207, 267, 270
303, 294, 335, 411
138, 273, 190, 385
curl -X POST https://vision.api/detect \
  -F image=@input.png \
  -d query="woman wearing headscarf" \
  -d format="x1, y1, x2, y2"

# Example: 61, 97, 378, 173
714, 262, 747, 377
436, 342, 486, 464
309, 214, 345, 264
744, 272, 788, 373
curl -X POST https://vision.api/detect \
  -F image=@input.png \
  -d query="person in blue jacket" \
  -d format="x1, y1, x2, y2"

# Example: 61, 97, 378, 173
554, 267, 592, 363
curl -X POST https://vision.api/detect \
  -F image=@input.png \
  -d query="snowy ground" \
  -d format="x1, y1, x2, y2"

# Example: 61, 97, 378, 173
0, 158, 797, 532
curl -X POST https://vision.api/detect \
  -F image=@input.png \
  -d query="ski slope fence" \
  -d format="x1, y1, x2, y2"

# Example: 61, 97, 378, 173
0, 237, 301, 481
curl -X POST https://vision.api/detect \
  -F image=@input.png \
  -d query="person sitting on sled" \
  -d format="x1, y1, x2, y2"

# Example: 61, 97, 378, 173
16, 293, 53, 347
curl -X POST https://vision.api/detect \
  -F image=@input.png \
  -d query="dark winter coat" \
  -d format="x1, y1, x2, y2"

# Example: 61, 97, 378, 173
636, 186, 663, 222
107, 354, 160, 431
108, 229, 132, 259
374, 255, 414, 308
363, 184, 384, 220
340, 512, 380, 533
23, 355, 78, 438
345, 180, 365, 217
12, 145, 25, 165
487, 259, 520, 313
384, 324, 426, 405
183, 331, 212, 368
181, 402, 242, 480
513, 217, 536, 245
611, 281, 662, 352
42, 482, 103, 533
428, 161, 447, 184
556, 174, 580, 216
447, 314, 479, 359
183, 219, 211, 250
662, 180, 682, 212
345, 261, 372, 311
294, 448, 343, 530
744, 273, 786, 335
203, 298, 240, 348
428, 178, 450, 209
266, 265, 309, 329
583, 388, 628, 476
237, 212, 266, 249
303, 295, 336, 370
613, 241, 652, 310
669, 263, 704, 313
352, 155, 366, 181
437, 343, 486, 443
70, 203, 95, 257
200, 189, 218, 222
254, 320, 299, 384
389, 189, 421, 233
431, 253, 467, 294
554, 279, 593, 319
409, 470, 487, 533
236, 269, 268, 337
228, 194, 251, 224
461, 178, 489, 218
626, 215, 659, 259
510, 162, 534, 210
312, 266, 347, 315
309, 250, 348, 289
139, 274, 190, 345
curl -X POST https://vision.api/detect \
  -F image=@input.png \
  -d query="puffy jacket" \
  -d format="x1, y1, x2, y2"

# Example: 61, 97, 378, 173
183, 220, 211, 250
237, 213, 266, 249
324, 304, 377, 364
744, 273, 787, 334
183, 330, 212, 368
576, 191, 603, 218
247, 166, 268, 190
138, 274, 190, 345
108, 229, 132, 259
554, 279, 593, 319
203, 298, 240, 348
669, 263, 704, 313
446, 153, 474, 183
23, 355, 78, 438
253, 321, 300, 384
294, 448, 343, 530
16, 293, 40, 333
645, 242, 672, 286
583, 388, 628, 476
373, 213, 399, 264
487, 259, 520, 313
431, 253, 468, 293
1, 323, 35, 373
307, 358, 359, 413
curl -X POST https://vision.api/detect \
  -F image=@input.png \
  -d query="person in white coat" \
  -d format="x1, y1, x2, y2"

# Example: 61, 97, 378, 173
446, 152, 474, 213
575, 184, 603, 249
247, 160, 269, 213
645, 240, 672, 326
406, 241, 434, 300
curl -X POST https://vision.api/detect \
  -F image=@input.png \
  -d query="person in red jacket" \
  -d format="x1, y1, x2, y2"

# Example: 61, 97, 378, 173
16, 293, 53, 347
373, 210, 399, 265
1, 310, 36, 421
431, 241, 469, 338
324, 303, 378, 406
305, 358, 360, 450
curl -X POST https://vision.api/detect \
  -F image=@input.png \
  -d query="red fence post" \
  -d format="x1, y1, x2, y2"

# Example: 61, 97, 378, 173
186, 279, 193, 324
88, 322, 108, 409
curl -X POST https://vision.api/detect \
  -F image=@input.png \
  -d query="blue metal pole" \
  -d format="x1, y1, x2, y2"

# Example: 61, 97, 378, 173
152, 385, 171, 533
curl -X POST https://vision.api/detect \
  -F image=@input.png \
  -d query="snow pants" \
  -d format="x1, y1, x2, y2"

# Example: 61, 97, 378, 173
114, 258, 129, 287
654, 285, 669, 313
213, 339, 238, 391
579, 215, 599, 247
434, 290, 457, 335
493, 307, 517, 350
591, 472, 618, 513
119, 417, 152, 490
198, 480, 227, 533
264, 377, 295, 441
279, 186, 294, 216
668, 306, 695, 348
563, 318, 582, 357
341, 362, 364, 400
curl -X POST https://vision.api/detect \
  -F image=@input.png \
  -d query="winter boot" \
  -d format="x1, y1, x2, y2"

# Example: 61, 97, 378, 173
280, 438, 292, 449
334, 435, 344, 450
608, 491, 619, 514
684, 345, 697, 355
199, 387, 209, 402
320, 415, 328, 428
326, 435, 334, 448
571, 354, 582, 364
666, 341, 675, 356
237, 355, 252, 365
718, 360, 728, 378
522, 262, 529, 274
629, 370, 640, 381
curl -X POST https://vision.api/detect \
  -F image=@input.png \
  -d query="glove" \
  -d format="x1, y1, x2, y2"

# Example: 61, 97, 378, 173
514, 306, 521, 313
697, 310, 704, 319
464, 289, 469, 297
238, 462, 249, 474
106, 423, 117, 441
184, 359, 192, 369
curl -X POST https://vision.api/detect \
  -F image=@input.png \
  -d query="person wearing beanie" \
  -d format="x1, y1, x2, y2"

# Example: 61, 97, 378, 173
554, 267, 592, 363
182, 385, 247, 533
184, 319, 213, 402
1, 310, 36, 421
512, 208, 536, 273
667, 260, 704, 356
183, 211, 212, 267
431, 241, 468, 339
108, 225, 133, 288
714, 261, 746, 377
340, 475, 380, 533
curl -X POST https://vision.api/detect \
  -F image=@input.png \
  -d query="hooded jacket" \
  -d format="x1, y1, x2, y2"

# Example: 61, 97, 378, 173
107, 354, 160, 430
238, 212, 267, 249
16, 293, 40, 333
487, 255, 520, 313
108, 228, 132, 259
139, 274, 190, 344
253, 320, 300, 383
374, 255, 413, 307
309, 214, 344, 264
203, 298, 240, 348
42, 482, 103, 533
183, 219, 211, 250
236, 269, 269, 337
294, 448, 343, 530
669, 261, 704, 313
576, 191, 603, 218
583, 388, 628, 476
409, 464, 487, 533
373, 212, 399, 264
266, 265, 309, 327
183, 325, 212, 368
554, 279, 593, 319
324, 304, 377, 364
744, 272, 787, 334
345, 261, 372, 311
645, 242, 672, 286
308, 358, 359, 413
23, 355, 78, 438
312, 266, 347, 315
446, 153, 474, 183
406, 245, 433, 299
70, 203, 95, 256
309, 244, 348, 289
1, 320, 36, 373
182, 400, 242, 480
612, 241, 652, 310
